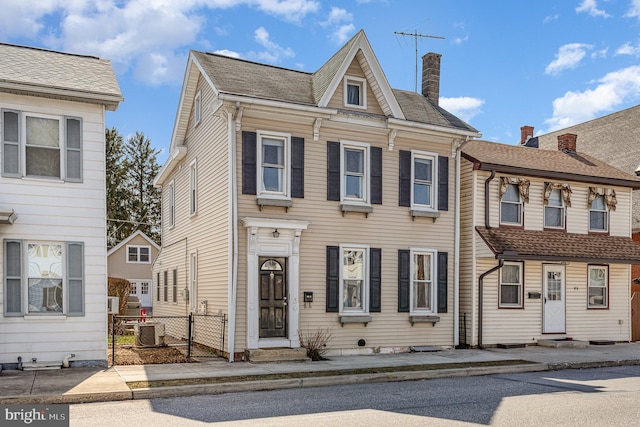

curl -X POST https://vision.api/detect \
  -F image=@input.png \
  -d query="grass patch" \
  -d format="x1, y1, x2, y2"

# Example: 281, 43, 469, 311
108, 335, 136, 345
127, 359, 535, 389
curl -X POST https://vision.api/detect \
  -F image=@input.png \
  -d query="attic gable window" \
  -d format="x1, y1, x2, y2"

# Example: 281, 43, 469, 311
344, 76, 366, 109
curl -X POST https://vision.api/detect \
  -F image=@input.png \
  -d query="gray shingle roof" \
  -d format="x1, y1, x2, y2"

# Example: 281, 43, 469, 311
190, 31, 477, 132
462, 139, 640, 189
0, 43, 122, 110
476, 226, 640, 264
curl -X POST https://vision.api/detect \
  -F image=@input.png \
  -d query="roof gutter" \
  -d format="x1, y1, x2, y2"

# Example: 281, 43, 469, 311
388, 117, 482, 139
0, 82, 123, 111
154, 146, 187, 187
218, 93, 337, 117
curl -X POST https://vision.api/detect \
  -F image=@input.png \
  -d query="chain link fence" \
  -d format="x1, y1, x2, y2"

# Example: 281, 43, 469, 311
109, 313, 226, 365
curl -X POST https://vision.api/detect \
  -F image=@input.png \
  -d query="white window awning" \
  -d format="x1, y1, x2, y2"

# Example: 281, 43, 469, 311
0, 208, 17, 224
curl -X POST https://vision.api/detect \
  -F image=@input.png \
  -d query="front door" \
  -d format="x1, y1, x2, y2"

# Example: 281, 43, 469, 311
543, 264, 566, 333
258, 257, 287, 338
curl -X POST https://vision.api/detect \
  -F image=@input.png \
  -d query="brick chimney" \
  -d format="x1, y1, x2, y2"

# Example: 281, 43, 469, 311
422, 52, 441, 105
558, 133, 577, 154
520, 126, 534, 145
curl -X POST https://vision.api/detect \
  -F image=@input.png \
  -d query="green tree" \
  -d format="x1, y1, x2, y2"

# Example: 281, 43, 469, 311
123, 131, 161, 245
106, 128, 161, 248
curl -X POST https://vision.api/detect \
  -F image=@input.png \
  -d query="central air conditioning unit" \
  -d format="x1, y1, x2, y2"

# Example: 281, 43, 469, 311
134, 322, 165, 347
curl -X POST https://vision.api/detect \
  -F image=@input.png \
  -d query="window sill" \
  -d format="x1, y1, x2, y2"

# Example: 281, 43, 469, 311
410, 209, 440, 222
409, 315, 440, 326
257, 198, 292, 212
339, 314, 372, 326
340, 204, 373, 217
24, 315, 68, 320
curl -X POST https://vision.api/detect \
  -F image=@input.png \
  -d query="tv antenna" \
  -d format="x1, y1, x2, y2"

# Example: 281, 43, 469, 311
394, 30, 445, 92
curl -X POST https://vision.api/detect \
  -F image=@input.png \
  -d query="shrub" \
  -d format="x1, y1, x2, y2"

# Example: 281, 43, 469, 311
299, 327, 332, 361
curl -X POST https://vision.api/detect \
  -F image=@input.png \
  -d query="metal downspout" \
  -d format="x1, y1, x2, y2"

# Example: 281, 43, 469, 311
227, 105, 240, 362
454, 137, 470, 347
478, 259, 504, 348
485, 170, 496, 229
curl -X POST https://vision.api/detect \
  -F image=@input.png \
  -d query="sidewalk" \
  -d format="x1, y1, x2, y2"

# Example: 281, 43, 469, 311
1, 342, 639, 404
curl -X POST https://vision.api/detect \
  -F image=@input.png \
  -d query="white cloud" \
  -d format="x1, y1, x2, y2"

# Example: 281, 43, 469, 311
543, 14, 560, 23
0, 0, 320, 86
322, 7, 352, 26
616, 42, 640, 56
625, 0, 640, 18
575, 0, 611, 18
214, 49, 241, 58
545, 43, 593, 75
332, 24, 356, 44
544, 65, 640, 131
321, 6, 356, 44
439, 96, 484, 123
250, 26, 295, 63
453, 35, 469, 45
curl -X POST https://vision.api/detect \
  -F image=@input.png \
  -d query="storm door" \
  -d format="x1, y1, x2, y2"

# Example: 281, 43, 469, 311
543, 264, 566, 333
258, 257, 287, 338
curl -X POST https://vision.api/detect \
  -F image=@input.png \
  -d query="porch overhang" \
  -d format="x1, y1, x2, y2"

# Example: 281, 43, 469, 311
476, 226, 640, 264
0, 208, 17, 224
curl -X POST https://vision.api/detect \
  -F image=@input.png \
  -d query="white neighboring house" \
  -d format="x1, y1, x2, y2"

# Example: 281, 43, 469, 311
0, 43, 123, 368
107, 230, 160, 311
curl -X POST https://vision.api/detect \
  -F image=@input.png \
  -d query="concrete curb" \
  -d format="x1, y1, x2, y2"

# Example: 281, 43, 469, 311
0, 391, 134, 405
130, 363, 550, 400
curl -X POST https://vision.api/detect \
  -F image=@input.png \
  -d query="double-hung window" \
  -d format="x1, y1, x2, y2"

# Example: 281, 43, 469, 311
340, 245, 368, 313
344, 76, 366, 108
499, 262, 523, 308
257, 131, 290, 199
588, 265, 608, 308
341, 141, 369, 204
544, 188, 565, 229
411, 152, 437, 210
1, 109, 82, 181
168, 180, 175, 228
4, 240, 84, 316
500, 184, 523, 225
127, 245, 150, 263
411, 249, 437, 313
589, 194, 608, 232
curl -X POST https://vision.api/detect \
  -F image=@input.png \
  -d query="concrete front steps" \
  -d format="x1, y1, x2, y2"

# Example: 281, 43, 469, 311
245, 348, 309, 363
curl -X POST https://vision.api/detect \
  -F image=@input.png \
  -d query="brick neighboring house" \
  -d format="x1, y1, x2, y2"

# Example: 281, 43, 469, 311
0, 43, 122, 367
459, 134, 640, 347
151, 30, 481, 361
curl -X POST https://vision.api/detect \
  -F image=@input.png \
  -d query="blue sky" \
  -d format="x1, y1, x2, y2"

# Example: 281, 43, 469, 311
2, 0, 640, 162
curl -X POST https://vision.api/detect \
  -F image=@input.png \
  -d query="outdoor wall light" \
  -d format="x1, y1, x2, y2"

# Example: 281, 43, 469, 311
272, 229, 280, 238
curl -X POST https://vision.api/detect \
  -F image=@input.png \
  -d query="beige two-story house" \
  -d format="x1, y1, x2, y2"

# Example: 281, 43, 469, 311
460, 135, 640, 347
152, 30, 480, 361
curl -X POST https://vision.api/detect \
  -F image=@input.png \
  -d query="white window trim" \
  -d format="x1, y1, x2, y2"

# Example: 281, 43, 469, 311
410, 151, 438, 211
339, 244, 369, 315
126, 245, 151, 264
25, 241, 66, 315
499, 261, 523, 308
22, 112, 64, 181
340, 140, 370, 206
588, 265, 608, 308
256, 130, 291, 200
589, 195, 609, 232
500, 184, 523, 226
343, 76, 367, 109
189, 159, 198, 216
194, 91, 202, 125
168, 180, 175, 229
544, 188, 565, 229
409, 248, 437, 314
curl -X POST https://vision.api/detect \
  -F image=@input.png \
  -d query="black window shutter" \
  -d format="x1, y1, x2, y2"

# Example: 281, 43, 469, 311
326, 246, 340, 312
398, 249, 410, 312
327, 141, 340, 201
369, 248, 382, 312
399, 150, 411, 207
438, 155, 449, 211
291, 136, 304, 198
437, 251, 448, 313
370, 147, 382, 205
242, 131, 257, 195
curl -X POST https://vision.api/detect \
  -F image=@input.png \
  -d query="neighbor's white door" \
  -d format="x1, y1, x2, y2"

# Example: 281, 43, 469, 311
131, 281, 152, 308
543, 264, 566, 333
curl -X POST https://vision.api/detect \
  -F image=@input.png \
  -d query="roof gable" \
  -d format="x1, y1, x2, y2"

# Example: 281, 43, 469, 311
107, 230, 160, 257
315, 30, 404, 119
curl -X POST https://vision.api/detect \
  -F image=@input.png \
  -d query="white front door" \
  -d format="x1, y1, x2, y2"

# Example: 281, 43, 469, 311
131, 280, 152, 308
543, 264, 566, 333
